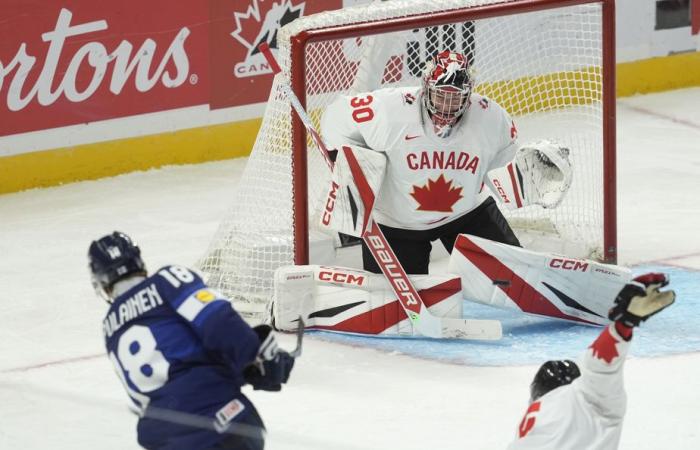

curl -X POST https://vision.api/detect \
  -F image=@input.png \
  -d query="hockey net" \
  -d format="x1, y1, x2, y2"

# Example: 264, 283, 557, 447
200, 0, 616, 319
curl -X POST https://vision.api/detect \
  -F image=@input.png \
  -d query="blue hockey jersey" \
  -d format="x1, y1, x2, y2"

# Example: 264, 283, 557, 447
102, 265, 261, 450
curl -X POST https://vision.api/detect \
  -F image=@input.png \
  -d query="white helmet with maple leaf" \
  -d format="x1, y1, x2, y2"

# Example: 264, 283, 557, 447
422, 50, 474, 137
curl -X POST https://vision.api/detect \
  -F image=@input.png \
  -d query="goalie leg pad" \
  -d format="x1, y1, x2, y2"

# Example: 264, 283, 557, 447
447, 234, 631, 325
272, 265, 462, 336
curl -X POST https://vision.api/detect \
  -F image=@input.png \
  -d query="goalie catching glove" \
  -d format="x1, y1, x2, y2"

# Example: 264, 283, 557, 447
609, 273, 676, 328
487, 139, 573, 209
243, 325, 295, 391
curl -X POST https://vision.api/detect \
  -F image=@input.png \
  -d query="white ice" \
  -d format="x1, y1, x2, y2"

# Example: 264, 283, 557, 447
1, 87, 699, 450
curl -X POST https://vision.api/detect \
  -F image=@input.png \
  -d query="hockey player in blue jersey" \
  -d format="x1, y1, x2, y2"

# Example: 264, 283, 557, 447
88, 231, 295, 450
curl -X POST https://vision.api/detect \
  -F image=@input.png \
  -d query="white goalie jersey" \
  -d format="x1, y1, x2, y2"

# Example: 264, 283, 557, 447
321, 87, 519, 231
508, 323, 630, 450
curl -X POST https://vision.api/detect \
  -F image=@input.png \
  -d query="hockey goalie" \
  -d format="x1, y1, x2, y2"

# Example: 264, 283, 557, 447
270, 139, 629, 337
269, 50, 628, 338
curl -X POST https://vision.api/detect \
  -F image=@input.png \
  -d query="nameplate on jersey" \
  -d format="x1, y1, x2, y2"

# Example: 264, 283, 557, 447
102, 283, 164, 338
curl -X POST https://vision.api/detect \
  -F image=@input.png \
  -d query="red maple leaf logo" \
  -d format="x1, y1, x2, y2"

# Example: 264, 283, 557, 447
589, 326, 620, 364
410, 174, 463, 212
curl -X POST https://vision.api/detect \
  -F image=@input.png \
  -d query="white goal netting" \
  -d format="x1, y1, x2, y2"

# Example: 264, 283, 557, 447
200, 0, 613, 319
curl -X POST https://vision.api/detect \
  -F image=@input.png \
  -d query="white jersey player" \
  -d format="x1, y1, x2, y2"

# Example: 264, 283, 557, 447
321, 50, 572, 274
509, 273, 675, 450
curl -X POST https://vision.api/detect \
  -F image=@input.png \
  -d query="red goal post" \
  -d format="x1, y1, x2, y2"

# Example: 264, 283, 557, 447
201, 0, 617, 318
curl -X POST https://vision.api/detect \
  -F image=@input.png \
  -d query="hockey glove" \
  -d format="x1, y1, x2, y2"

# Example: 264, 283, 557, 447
515, 140, 573, 209
244, 325, 295, 391
608, 273, 676, 328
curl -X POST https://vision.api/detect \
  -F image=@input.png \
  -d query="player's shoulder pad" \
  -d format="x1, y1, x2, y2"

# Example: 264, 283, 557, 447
365, 86, 422, 127
472, 93, 510, 117
471, 93, 491, 111
348, 86, 418, 108
153, 265, 231, 317
155, 264, 204, 281
153, 265, 204, 298
174, 285, 230, 322
471, 93, 515, 133
378, 86, 421, 106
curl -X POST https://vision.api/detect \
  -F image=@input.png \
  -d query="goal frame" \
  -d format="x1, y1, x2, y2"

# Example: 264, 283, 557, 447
287, 0, 617, 265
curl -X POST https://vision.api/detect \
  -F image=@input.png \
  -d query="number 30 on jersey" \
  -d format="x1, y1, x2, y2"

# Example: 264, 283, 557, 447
350, 95, 374, 123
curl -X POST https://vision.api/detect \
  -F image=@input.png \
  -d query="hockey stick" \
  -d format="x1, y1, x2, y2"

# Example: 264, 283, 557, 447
259, 43, 501, 340
289, 317, 304, 358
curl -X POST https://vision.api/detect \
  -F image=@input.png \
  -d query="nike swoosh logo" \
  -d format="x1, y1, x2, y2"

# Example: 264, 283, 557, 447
404, 135, 420, 140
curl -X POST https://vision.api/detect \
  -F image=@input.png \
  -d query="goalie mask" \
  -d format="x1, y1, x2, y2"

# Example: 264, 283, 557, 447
88, 231, 146, 302
530, 359, 581, 402
422, 50, 474, 138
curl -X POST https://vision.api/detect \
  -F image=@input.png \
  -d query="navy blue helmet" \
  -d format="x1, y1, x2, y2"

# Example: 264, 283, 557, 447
530, 359, 581, 402
88, 231, 146, 301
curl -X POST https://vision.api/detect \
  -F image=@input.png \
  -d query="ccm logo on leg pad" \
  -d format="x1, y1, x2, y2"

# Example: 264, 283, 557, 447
549, 258, 588, 271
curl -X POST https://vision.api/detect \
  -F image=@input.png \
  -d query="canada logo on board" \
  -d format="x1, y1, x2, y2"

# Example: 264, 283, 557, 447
231, 0, 306, 78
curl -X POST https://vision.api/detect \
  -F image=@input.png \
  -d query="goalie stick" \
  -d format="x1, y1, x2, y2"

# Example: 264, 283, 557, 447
259, 43, 501, 340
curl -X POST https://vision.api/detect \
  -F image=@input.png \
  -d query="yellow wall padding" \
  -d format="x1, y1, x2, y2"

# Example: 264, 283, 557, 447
0, 118, 261, 194
617, 52, 700, 97
2, 52, 700, 195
